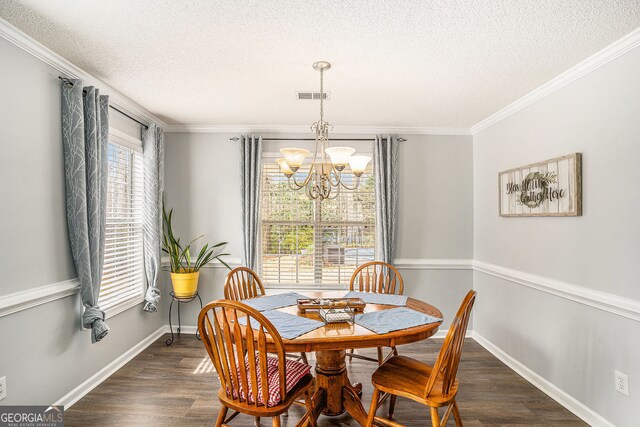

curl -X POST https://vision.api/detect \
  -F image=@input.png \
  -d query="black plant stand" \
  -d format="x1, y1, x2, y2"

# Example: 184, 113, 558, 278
166, 291, 203, 346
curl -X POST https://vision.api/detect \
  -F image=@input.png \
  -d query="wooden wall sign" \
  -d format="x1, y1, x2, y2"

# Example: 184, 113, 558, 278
499, 153, 582, 217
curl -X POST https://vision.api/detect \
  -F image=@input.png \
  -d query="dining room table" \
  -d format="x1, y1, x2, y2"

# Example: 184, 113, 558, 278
246, 290, 444, 426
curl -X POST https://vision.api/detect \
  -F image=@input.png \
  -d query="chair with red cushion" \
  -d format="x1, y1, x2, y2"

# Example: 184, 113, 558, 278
199, 300, 316, 427
225, 267, 308, 364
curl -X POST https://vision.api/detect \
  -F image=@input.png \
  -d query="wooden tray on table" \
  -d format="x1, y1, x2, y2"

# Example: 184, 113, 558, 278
297, 297, 366, 314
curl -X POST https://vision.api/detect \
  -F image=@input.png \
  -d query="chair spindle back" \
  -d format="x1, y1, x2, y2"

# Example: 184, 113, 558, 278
224, 267, 266, 301
198, 300, 288, 407
350, 261, 404, 295
424, 290, 476, 399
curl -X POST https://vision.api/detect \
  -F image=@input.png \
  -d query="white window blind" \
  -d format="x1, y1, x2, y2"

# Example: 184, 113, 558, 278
260, 160, 375, 288
98, 130, 145, 313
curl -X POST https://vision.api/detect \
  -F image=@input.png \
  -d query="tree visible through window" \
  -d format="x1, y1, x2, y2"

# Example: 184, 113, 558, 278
260, 160, 375, 287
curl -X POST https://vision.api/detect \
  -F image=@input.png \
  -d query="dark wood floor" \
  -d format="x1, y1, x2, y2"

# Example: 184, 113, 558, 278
65, 334, 586, 426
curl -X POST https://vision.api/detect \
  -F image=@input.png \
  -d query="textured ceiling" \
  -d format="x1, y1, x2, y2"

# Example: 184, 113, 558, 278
1, 0, 639, 127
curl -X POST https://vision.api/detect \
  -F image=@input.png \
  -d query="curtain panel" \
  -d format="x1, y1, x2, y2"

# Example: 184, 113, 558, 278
374, 135, 399, 264
61, 79, 110, 343
239, 135, 263, 270
142, 124, 165, 312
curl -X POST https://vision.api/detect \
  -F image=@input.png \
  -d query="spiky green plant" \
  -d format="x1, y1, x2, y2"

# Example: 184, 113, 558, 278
162, 204, 231, 273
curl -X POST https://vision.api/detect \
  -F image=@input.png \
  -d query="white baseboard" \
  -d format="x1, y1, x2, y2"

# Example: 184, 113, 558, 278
472, 331, 614, 427
56, 325, 168, 409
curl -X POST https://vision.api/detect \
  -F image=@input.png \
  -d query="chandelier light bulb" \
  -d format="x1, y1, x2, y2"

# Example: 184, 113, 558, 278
348, 155, 372, 177
325, 146, 355, 171
280, 148, 311, 172
276, 158, 294, 177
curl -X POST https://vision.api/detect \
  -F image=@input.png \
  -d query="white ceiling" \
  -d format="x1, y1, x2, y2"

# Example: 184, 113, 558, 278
1, 0, 639, 128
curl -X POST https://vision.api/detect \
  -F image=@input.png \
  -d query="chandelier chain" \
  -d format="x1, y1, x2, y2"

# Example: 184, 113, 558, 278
320, 68, 324, 123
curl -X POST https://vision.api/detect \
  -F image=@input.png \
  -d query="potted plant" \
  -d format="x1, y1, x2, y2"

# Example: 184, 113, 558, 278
163, 204, 230, 298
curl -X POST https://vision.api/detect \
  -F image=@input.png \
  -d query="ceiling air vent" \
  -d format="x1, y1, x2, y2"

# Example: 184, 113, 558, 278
296, 91, 331, 100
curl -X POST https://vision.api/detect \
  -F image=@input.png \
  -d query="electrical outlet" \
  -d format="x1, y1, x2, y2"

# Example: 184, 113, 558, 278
615, 370, 629, 396
0, 376, 6, 400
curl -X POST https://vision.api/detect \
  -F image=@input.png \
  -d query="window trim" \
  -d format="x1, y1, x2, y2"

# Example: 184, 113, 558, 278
99, 128, 146, 319
258, 150, 376, 290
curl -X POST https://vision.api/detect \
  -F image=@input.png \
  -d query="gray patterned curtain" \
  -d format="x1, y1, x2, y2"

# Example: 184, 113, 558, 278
142, 124, 164, 312
61, 79, 110, 343
374, 135, 399, 264
240, 135, 262, 270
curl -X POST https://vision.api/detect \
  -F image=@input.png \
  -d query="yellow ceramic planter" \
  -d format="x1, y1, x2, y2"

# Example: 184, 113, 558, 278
170, 270, 200, 298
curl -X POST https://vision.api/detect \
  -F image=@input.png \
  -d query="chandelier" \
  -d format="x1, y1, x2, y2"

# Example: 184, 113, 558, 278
276, 61, 371, 200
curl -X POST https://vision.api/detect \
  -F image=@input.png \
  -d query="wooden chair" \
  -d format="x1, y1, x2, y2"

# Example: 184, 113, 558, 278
365, 290, 477, 427
347, 261, 404, 365
224, 267, 309, 366
198, 300, 316, 427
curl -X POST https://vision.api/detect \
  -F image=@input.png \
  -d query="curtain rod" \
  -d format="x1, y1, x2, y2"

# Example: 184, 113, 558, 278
229, 137, 406, 142
58, 76, 149, 130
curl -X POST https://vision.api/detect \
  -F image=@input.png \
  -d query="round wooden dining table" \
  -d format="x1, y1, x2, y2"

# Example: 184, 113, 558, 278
266, 291, 443, 426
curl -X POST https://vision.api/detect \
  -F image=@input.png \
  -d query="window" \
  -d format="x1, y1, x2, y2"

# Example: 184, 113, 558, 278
260, 157, 375, 287
98, 129, 145, 315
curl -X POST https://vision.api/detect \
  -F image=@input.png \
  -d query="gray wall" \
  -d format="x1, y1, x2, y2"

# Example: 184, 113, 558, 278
0, 37, 165, 405
162, 132, 474, 330
473, 46, 640, 426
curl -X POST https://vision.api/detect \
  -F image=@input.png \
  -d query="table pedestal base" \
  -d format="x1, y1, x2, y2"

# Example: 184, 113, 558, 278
311, 350, 369, 424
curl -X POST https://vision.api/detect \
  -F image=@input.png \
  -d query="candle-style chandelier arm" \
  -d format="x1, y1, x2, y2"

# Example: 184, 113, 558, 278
339, 174, 361, 191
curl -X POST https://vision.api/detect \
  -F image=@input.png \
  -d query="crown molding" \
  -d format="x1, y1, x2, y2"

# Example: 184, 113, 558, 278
471, 27, 640, 135
164, 124, 472, 136
0, 17, 167, 129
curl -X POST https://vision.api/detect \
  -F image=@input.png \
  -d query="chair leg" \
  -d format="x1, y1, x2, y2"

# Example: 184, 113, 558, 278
301, 352, 308, 365
366, 388, 380, 427
272, 415, 280, 427
347, 349, 354, 361
452, 400, 463, 426
215, 406, 229, 427
388, 394, 397, 419
430, 407, 440, 427
254, 416, 260, 427
377, 347, 384, 365
304, 388, 317, 427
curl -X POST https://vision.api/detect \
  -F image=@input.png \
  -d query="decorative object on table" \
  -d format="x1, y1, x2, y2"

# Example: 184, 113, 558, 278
198, 300, 315, 426
365, 291, 476, 427
347, 261, 405, 364
499, 153, 582, 217
297, 297, 366, 314
162, 203, 230, 298
275, 61, 372, 200
320, 304, 356, 325
165, 291, 203, 346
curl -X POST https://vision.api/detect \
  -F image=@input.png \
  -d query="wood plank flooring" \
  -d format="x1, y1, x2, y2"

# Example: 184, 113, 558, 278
65, 334, 586, 426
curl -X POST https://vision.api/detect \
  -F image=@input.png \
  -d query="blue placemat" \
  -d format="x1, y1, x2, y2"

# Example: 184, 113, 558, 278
241, 292, 308, 312
238, 310, 324, 340
355, 307, 442, 334
343, 291, 408, 306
